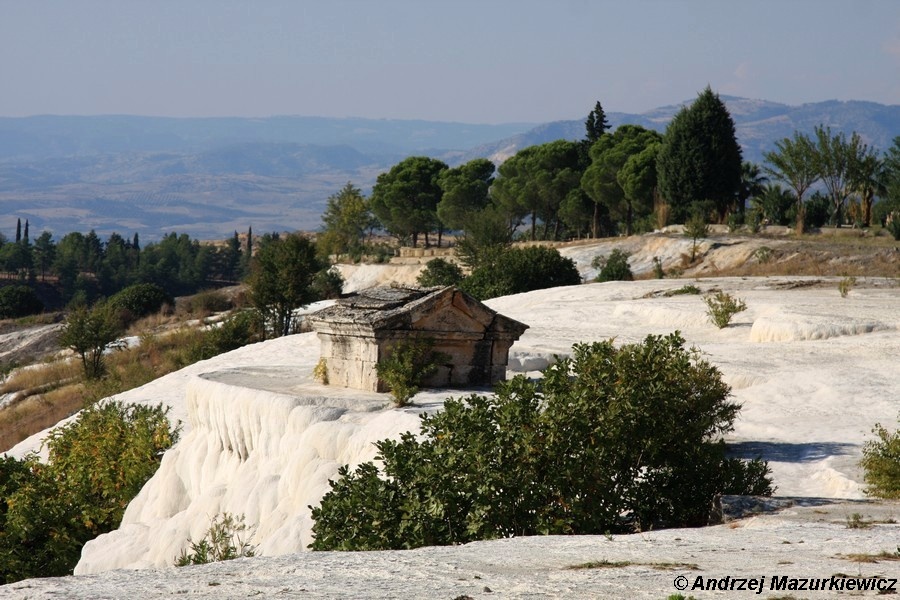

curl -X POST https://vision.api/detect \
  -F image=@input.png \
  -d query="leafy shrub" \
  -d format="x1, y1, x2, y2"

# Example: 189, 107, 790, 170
461, 245, 580, 300
753, 246, 773, 264
704, 291, 747, 328
375, 338, 446, 407
175, 513, 256, 566
312, 267, 345, 300
801, 192, 831, 229
310, 333, 772, 551
593, 249, 634, 282
838, 276, 856, 298
0, 285, 44, 319
0, 401, 179, 582
417, 258, 464, 288
182, 310, 262, 364
860, 414, 900, 499
108, 283, 173, 324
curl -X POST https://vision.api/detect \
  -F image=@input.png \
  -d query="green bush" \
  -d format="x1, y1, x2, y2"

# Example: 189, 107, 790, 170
704, 291, 747, 328
461, 245, 581, 300
182, 310, 263, 364
0, 285, 44, 319
312, 267, 345, 300
108, 283, 174, 323
175, 513, 256, 566
376, 338, 446, 407
861, 414, 900, 499
417, 258, 464, 288
0, 401, 179, 582
310, 333, 772, 551
593, 249, 634, 282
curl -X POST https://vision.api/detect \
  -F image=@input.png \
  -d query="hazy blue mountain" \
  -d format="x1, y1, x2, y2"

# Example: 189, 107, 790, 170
0, 99, 897, 241
465, 97, 900, 166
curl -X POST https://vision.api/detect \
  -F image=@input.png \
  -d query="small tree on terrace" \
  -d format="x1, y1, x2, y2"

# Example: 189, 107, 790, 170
59, 303, 122, 380
319, 182, 376, 258
248, 233, 320, 338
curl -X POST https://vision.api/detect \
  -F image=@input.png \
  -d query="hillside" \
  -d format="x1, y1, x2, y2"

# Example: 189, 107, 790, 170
4, 267, 899, 597
1, 97, 898, 240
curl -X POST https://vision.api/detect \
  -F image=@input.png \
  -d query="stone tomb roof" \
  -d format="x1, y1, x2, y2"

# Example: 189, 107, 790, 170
308, 285, 528, 338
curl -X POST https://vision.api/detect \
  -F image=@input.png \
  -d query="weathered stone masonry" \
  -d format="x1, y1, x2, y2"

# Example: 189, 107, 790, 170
308, 286, 528, 392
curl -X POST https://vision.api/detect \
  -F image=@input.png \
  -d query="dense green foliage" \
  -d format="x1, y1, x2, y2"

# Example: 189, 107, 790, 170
656, 87, 743, 223
582, 125, 662, 235
370, 156, 448, 247
108, 283, 174, 324
248, 233, 323, 338
492, 140, 582, 241
0, 285, 44, 319
375, 338, 447, 406
310, 333, 772, 551
59, 303, 123, 379
436, 159, 495, 231
0, 401, 179, 582
318, 182, 377, 258
416, 258, 464, 288
593, 249, 634, 282
861, 414, 900, 499
460, 245, 581, 300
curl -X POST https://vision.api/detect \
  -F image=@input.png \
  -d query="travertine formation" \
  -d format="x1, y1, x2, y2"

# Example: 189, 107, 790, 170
308, 286, 528, 392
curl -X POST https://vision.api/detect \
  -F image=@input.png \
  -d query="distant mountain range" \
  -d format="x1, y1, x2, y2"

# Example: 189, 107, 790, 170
0, 98, 897, 240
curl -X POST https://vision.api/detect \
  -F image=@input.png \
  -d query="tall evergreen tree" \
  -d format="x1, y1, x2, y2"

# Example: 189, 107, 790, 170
656, 87, 743, 223
584, 101, 610, 145
15, 219, 21, 244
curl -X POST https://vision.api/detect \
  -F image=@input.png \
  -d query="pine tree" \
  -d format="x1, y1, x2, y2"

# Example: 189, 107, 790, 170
584, 101, 610, 144
656, 87, 743, 223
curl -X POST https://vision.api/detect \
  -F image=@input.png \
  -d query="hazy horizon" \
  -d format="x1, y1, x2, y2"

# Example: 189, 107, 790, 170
2, 0, 898, 124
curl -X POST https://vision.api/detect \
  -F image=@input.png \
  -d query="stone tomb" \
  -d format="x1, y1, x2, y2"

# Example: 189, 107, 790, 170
308, 286, 528, 392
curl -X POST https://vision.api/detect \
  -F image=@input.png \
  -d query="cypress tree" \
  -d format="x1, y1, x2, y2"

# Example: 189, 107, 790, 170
15, 219, 21, 243
656, 87, 742, 223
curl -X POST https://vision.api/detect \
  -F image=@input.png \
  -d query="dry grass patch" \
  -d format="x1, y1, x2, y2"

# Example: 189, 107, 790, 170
0, 382, 86, 451
838, 550, 900, 564
0, 359, 80, 395
567, 560, 700, 571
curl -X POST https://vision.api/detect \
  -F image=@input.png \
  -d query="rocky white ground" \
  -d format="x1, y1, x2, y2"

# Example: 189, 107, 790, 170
3, 238, 900, 598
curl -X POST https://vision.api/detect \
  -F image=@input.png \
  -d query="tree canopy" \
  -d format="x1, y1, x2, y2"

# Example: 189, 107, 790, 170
656, 87, 743, 223
491, 140, 582, 240
370, 156, 448, 247
582, 125, 662, 235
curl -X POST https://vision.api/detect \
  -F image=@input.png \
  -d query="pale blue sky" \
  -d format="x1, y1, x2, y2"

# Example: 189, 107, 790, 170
2, 0, 898, 123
